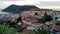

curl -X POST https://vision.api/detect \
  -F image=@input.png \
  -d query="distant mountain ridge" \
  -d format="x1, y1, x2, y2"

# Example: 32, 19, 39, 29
2, 4, 55, 14
2, 4, 41, 14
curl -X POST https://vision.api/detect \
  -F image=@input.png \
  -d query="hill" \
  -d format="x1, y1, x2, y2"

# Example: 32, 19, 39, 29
2, 4, 40, 14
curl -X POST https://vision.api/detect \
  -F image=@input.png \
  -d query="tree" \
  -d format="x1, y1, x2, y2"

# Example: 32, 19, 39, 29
4, 20, 24, 32
5, 20, 16, 28
55, 17, 58, 20
16, 15, 22, 23
37, 13, 48, 23
37, 12, 53, 23
38, 18, 45, 23
55, 21, 60, 25
43, 12, 53, 21
34, 27, 50, 34
0, 24, 18, 34
16, 26, 24, 32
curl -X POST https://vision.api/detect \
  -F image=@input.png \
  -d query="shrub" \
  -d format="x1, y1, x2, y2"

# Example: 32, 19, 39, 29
55, 21, 60, 25
16, 26, 24, 32
43, 12, 53, 21
0, 24, 18, 34
37, 12, 53, 23
38, 19, 45, 23
34, 27, 50, 34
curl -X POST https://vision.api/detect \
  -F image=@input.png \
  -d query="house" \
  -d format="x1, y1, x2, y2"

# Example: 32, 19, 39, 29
27, 26, 38, 30
52, 25, 60, 32
0, 14, 20, 22
45, 20, 56, 25
21, 11, 60, 30
21, 23, 28, 28
21, 19, 43, 30
52, 11, 60, 21
20, 15, 44, 30
20, 10, 55, 30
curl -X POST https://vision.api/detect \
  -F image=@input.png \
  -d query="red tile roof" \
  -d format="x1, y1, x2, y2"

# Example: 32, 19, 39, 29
31, 23, 43, 27
47, 20, 56, 24
52, 25, 59, 31
21, 23, 28, 28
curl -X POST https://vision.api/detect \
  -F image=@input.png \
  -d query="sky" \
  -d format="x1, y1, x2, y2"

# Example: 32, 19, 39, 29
1, 0, 60, 5
0, 0, 42, 5
0, 0, 60, 10
0, 0, 41, 9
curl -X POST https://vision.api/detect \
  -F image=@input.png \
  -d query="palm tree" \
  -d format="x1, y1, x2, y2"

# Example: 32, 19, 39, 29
34, 27, 50, 34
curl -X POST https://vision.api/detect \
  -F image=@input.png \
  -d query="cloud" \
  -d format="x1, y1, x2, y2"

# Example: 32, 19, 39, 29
0, 0, 23, 2
39, 1, 60, 6
0, 3, 11, 9
0, 0, 60, 2
0, 0, 40, 9
1, 0, 60, 9
1, 0, 60, 5
0, 0, 41, 2
0, 0, 40, 5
